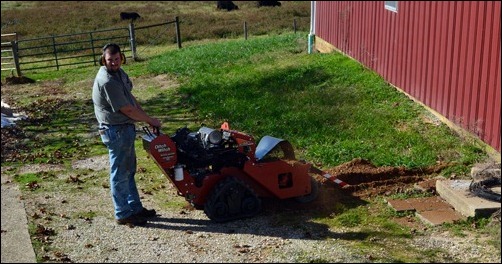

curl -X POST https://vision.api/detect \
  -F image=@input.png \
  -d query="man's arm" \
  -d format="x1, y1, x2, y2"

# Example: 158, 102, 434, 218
131, 94, 145, 112
119, 99, 161, 127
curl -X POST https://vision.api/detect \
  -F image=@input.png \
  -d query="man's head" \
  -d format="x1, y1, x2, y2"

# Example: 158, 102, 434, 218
100, 43, 126, 72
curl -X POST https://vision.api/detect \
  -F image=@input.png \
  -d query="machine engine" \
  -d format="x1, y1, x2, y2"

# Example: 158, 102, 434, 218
171, 126, 248, 176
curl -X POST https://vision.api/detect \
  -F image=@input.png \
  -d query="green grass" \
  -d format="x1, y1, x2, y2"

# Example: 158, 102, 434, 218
146, 33, 486, 171
13, 173, 42, 191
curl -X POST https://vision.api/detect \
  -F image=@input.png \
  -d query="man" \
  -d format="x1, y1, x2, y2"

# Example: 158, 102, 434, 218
92, 43, 161, 226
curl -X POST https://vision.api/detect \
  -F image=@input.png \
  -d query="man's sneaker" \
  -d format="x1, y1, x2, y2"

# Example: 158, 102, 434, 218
135, 207, 157, 218
116, 214, 147, 226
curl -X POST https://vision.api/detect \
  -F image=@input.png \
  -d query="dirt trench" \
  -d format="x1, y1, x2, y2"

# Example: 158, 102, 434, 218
323, 158, 449, 198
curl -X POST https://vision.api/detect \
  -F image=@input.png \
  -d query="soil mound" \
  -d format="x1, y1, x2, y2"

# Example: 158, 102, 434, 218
5, 76, 35, 85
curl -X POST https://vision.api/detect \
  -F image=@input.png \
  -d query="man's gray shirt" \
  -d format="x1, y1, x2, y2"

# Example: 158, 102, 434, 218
92, 66, 136, 125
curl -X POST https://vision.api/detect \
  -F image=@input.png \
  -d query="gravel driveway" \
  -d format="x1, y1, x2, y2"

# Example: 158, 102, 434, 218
4, 155, 501, 263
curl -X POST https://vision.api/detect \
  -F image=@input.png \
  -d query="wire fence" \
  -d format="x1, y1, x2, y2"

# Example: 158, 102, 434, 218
2, 16, 301, 77
1, 17, 181, 76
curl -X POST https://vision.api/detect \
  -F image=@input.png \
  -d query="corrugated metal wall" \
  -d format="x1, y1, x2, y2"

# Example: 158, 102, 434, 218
315, 1, 501, 152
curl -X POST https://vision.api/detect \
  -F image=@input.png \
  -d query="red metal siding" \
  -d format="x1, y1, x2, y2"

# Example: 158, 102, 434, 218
315, 1, 501, 152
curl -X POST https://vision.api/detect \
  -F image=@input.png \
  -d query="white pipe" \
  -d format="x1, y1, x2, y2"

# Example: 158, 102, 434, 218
309, 1, 316, 35
308, 1, 316, 54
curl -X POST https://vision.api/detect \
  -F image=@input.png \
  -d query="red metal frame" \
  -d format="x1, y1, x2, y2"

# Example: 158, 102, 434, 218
143, 124, 313, 208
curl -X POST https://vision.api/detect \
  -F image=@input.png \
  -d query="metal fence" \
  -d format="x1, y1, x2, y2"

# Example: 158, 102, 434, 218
1, 33, 21, 76
2, 17, 181, 76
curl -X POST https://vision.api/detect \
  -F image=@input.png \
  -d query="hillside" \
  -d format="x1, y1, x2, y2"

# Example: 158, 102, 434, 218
1, 1, 311, 44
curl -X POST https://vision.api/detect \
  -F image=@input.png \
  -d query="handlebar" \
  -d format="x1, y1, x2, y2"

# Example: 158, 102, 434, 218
142, 126, 160, 137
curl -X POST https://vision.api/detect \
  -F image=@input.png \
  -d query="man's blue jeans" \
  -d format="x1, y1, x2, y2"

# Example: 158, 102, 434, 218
99, 124, 143, 220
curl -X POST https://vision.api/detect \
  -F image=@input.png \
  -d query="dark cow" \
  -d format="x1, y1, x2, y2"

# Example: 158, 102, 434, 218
256, 1, 282, 7
120, 12, 141, 21
217, 1, 239, 11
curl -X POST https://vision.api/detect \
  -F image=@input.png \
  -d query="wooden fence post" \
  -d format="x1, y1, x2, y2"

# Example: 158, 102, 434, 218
11, 41, 21, 77
293, 19, 297, 34
128, 23, 137, 61
244, 21, 248, 40
175, 16, 182, 49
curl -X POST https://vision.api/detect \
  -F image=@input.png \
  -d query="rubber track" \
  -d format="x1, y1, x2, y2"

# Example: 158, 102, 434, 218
204, 176, 261, 222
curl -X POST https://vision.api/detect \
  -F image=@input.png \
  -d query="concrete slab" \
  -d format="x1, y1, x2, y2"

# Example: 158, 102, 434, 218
387, 198, 415, 212
1, 174, 37, 263
436, 179, 501, 217
387, 196, 452, 213
387, 196, 465, 226
408, 196, 453, 212
416, 208, 465, 226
